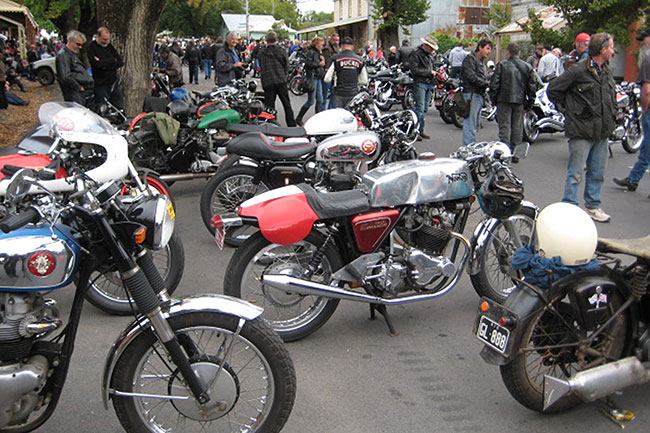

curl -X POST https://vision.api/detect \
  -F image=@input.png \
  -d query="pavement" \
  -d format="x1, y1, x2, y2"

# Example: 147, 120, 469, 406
37, 73, 650, 433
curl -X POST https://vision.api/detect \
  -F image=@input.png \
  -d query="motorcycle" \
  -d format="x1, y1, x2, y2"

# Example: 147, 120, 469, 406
288, 57, 306, 96
474, 210, 650, 415
370, 65, 416, 111
610, 81, 643, 154
0, 103, 183, 316
0, 162, 296, 433
200, 93, 420, 244
523, 83, 565, 143
215, 141, 538, 342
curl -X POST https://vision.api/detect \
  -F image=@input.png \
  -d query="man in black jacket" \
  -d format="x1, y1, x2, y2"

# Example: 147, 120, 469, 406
324, 36, 367, 109
321, 34, 339, 110
215, 31, 244, 86
408, 35, 438, 139
490, 43, 536, 162
461, 39, 492, 146
56, 30, 94, 106
259, 31, 296, 126
547, 33, 617, 223
87, 27, 124, 110
185, 40, 201, 85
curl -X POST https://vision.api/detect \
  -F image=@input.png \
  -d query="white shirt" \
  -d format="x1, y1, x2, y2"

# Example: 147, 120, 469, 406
537, 52, 561, 80
449, 46, 468, 67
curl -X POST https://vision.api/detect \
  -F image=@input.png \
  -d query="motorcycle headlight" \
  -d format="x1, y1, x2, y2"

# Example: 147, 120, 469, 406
127, 195, 175, 250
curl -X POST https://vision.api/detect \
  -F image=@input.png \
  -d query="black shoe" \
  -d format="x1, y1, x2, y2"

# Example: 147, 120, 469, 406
612, 177, 638, 192
416, 136, 423, 142
420, 132, 430, 139
511, 156, 519, 163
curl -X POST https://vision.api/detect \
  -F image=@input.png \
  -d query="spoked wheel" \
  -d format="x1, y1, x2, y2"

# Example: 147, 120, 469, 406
622, 117, 643, 153
499, 289, 630, 413
402, 88, 416, 110
111, 312, 296, 433
470, 208, 536, 302
523, 110, 539, 143
199, 165, 270, 246
85, 231, 184, 315
224, 231, 342, 342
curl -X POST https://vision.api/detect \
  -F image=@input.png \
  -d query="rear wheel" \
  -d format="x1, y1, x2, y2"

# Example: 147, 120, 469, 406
289, 76, 304, 96
224, 231, 342, 342
523, 110, 539, 143
402, 88, 416, 110
622, 115, 643, 153
440, 95, 453, 124
451, 103, 464, 129
500, 289, 630, 413
37, 68, 54, 86
470, 207, 536, 302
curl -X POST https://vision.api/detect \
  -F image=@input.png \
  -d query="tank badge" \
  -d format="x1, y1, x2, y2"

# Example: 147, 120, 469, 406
446, 173, 468, 183
361, 139, 377, 155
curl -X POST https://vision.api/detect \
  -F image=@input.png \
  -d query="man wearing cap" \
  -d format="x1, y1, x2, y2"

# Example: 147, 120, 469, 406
574, 33, 591, 62
324, 36, 367, 109
461, 39, 493, 146
612, 29, 650, 196
408, 35, 439, 140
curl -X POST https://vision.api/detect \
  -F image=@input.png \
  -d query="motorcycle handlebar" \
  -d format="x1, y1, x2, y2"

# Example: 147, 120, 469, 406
0, 207, 41, 233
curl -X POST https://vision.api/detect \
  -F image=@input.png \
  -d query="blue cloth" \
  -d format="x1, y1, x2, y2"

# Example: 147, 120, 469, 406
231, 48, 240, 64
628, 111, 650, 183
462, 92, 484, 145
562, 137, 608, 209
203, 58, 212, 78
414, 81, 433, 133
511, 246, 600, 289
6, 92, 27, 106
301, 78, 323, 111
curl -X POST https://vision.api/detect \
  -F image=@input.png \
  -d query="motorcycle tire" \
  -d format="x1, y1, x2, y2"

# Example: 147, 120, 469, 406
85, 230, 184, 315
402, 88, 416, 111
499, 289, 630, 413
469, 207, 536, 303
523, 110, 539, 143
451, 105, 464, 129
289, 76, 304, 96
224, 230, 342, 342
622, 117, 643, 153
440, 95, 453, 124
111, 311, 296, 433
199, 165, 270, 246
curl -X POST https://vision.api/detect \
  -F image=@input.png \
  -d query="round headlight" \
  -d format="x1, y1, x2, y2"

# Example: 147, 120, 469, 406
127, 195, 175, 250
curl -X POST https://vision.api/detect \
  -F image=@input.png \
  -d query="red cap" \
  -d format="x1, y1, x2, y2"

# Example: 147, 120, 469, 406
575, 33, 590, 44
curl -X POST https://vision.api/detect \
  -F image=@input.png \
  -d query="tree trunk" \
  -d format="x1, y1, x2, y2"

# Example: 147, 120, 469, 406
96, 0, 167, 116
379, 27, 399, 52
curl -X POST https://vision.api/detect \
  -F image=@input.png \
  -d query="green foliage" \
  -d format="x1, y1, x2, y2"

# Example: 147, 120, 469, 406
431, 32, 478, 55
19, 0, 95, 34
370, 0, 430, 33
485, 3, 512, 31
271, 22, 289, 40
299, 11, 334, 29
520, 8, 572, 52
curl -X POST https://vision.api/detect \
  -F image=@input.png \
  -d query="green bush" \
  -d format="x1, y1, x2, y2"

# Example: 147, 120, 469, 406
431, 32, 479, 55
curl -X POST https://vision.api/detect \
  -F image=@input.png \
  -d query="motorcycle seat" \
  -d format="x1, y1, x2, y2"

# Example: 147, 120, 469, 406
226, 123, 307, 138
597, 236, 650, 261
192, 90, 213, 99
226, 132, 316, 160
297, 184, 370, 220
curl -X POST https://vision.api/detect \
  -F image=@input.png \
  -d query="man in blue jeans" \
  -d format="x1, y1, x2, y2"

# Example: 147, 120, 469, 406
547, 33, 617, 223
613, 28, 650, 196
461, 39, 493, 146
408, 35, 439, 140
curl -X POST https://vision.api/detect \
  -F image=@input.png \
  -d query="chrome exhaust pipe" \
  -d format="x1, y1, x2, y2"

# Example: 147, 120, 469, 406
159, 173, 213, 182
535, 118, 564, 131
543, 357, 650, 411
262, 233, 470, 305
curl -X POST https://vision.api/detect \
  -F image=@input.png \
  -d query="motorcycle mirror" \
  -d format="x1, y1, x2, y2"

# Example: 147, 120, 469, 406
6, 168, 35, 203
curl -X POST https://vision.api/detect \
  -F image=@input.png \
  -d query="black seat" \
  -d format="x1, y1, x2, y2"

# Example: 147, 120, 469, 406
192, 90, 213, 99
226, 132, 316, 160
598, 236, 650, 261
297, 184, 370, 220
226, 123, 307, 138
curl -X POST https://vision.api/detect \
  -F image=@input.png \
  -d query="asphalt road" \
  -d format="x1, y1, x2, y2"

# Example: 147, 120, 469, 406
37, 78, 650, 433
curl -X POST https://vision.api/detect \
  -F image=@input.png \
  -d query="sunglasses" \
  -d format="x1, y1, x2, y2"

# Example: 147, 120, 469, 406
74, 41, 83, 47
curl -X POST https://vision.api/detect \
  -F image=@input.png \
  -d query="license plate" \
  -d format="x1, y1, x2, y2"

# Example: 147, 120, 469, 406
476, 315, 510, 353
214, 223, 225, 250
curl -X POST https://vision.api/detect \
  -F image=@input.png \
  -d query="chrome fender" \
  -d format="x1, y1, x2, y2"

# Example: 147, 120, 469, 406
467, 200, 538, 276
101, 294, 263, 409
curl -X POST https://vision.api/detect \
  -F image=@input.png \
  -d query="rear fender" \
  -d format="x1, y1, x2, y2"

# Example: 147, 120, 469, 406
238, 185, 319, 245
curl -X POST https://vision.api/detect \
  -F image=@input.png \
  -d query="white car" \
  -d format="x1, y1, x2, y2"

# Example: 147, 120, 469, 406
31, 56, 57, 86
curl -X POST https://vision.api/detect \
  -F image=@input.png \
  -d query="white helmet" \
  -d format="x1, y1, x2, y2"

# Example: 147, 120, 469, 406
536, 203, 598, 266
487, 60, 495, 69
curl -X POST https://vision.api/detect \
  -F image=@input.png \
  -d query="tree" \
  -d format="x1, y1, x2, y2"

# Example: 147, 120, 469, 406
299, 11, 334, 29
97, 0, 168, 115
370, 0, 430, 49
20, 0, 96, 40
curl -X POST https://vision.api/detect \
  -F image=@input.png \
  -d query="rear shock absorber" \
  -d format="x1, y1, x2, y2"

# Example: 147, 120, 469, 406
629, 263, 649, 300
303, 225, 339, 279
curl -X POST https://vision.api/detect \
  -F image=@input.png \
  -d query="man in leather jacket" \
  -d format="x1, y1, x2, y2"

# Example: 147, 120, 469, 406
56, 30, 94, 106
547, 33, 617, 223
321, 34, 339, 110
408, 35, 438, 139
490, 43, 537, 162
461, 39, 492, 146
259, 31, 296, 127
215, 31, 245, 86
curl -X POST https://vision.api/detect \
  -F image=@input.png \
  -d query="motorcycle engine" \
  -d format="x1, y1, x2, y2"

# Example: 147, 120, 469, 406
0, 293, 58, 428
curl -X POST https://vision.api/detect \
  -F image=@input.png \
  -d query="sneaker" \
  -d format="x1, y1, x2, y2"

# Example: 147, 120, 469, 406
420, 132, 430, 139
586, 207, 611, 223
612, 177, 638, 191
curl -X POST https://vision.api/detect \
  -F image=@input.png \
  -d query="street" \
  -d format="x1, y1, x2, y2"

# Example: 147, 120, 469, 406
38, 83, 650, 433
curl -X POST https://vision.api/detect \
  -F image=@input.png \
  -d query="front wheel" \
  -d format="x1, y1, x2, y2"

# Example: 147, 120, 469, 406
622, 117, 643, 153
499, 289, 630, 413
224, 231, 342, 342
85, 231, 185, 315
451, 103, 464, 129
289, 76, 304, 96
523, 110, 539, 143
199, 165, 270, 246
402, 88, 416, 110
470, 207, 536, 302
440, 95, 453, 124
111, 312, 296, 433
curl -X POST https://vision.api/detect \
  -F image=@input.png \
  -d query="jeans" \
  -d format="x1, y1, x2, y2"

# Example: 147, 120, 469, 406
189, 62, 199, 84
202, 59, 212, 78
627, 112, 650, 183
462, 93, 484, 146
414, 82, 433, 133
301, 78, 323, 112
495, 102, 524, 148
322, 81, 335, 109
562, 137, 609, 209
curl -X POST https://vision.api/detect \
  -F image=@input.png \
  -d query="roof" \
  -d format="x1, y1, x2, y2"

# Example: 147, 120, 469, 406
296, 15, 368, 34
495, 6, 566, 36
0, 0, 38, 29
221, 13, 296, 34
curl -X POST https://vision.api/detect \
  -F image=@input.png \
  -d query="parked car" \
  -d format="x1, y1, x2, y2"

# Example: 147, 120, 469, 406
31, 57, 57, 85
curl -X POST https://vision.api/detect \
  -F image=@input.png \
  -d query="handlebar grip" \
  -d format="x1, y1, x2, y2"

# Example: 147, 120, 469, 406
0, 208, 41, 233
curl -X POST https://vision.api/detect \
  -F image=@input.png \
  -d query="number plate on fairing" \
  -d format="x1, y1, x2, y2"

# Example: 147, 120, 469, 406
476, 316, 510, 353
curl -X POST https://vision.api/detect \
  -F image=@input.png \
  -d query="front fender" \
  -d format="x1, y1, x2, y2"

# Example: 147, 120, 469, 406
101, 294, 263, 409
467, 200, 538, 276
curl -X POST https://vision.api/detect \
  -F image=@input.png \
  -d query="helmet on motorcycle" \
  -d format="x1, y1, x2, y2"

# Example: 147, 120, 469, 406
536, 202, 597, 266
170, 88, 188, 101
167, 100, 192, 121
247, 81, 257, 92
478, 167, 524, 219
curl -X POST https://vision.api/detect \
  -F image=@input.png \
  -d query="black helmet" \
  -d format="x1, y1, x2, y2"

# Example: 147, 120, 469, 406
167, 100, 192, 122
478, 167, 524, 219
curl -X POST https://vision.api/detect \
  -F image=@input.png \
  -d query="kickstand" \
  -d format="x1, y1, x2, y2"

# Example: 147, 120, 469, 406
369, 304, 398, 336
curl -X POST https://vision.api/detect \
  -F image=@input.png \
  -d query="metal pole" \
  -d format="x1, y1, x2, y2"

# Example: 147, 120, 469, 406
245, 0, 250, 42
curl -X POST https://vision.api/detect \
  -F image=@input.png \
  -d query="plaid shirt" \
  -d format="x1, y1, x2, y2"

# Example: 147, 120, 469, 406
258, 43, 288, 87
